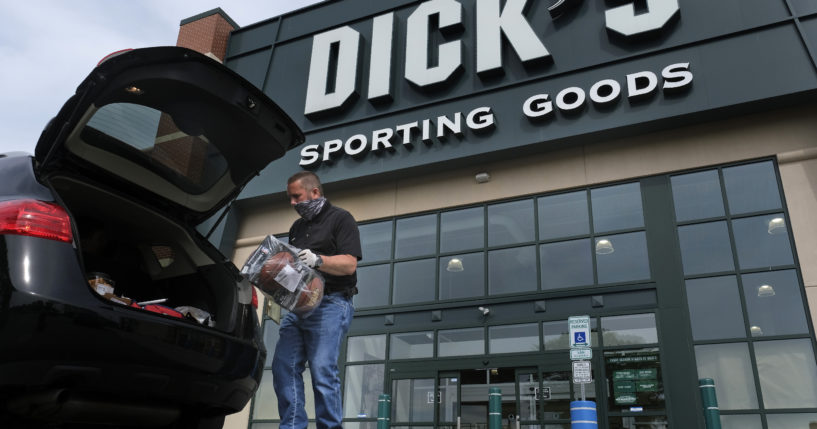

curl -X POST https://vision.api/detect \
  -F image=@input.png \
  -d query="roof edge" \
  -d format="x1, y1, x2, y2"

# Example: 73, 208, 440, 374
180, 7, 240, 30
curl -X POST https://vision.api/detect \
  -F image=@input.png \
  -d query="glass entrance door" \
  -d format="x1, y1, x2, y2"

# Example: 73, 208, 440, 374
391, 371, 458, 429
517, 367, 574, 428
389, 360, 593, 429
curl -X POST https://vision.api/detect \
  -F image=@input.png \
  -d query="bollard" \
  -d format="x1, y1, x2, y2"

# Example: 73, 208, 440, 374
488, 387, 502, 429
699, 378, 722, 429
377, 393, 391, 429
570, 400, 597, 428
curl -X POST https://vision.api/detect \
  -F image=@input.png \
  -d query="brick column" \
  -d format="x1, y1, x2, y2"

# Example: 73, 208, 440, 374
176, 7, 238, 62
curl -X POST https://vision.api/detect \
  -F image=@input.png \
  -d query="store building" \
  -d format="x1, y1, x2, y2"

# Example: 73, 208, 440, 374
179, 1, 817, 428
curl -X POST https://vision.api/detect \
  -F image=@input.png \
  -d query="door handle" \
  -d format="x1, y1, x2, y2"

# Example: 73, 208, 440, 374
534, 387, 540, 400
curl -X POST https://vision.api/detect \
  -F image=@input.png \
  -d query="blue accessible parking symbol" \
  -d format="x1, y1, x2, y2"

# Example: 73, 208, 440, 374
574, 332, 587, 346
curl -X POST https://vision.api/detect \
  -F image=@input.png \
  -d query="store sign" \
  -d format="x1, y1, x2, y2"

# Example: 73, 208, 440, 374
297, 0, 690, 168
298, 62, 692, 166
304, 0, 681, 116
607, 354, 660, 364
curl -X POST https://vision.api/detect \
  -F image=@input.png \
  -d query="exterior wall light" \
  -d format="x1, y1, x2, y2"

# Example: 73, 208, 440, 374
475, 172, 491, 183
757, 284, 776, 297
595, 239, 614, 254
767, 217, 786, 235
750, 325, 764, 336
446, 258, 464, 272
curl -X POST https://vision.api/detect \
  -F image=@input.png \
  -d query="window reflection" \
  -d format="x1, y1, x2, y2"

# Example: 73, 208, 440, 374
695, 343, 758, 410
671, 170, 725, 222
595, 232, 650, 284
677, 221, 734, 275
488, 200, 535, 246
719, 415, 762, 429
488, 246, 537, 295
601, 314, 657, 346
686, 276, 745, 340
343, 364, 385, 419
441, 207, 484, 253
359, 221, 393, 263
395, 214, 436, 259
754, 339, 817, 409
723, 161, 782, 215
393, 259, 435, 305
540, 239, 593, 290
765, 413, 817, 428
354, 264, 390, 309
438, 328, 484, 357
591, 183, 644, 233
741, 270, 808, 337
488, 323, 539, 354
347, 335, 387, 362
538, 190, 589, 240
439, 252, 484, 300
732, 214, 794, 269
390, 332, 434, 359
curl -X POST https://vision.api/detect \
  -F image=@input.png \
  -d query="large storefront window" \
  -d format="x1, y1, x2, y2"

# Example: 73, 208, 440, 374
354, 181, 651, 309
672, 160, 817, 426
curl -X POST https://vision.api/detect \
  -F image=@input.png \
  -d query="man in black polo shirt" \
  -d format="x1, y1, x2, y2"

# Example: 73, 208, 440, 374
272, 171, 362, 429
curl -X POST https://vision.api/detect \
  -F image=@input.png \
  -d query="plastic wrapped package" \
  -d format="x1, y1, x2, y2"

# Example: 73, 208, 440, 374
176, 306, 216, 327
240, 235, 325, 318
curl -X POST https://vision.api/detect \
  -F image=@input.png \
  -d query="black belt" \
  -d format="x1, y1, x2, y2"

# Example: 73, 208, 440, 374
327, 286, 358, 299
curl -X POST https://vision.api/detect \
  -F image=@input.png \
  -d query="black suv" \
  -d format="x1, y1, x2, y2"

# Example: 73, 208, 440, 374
0, 47, 304, 428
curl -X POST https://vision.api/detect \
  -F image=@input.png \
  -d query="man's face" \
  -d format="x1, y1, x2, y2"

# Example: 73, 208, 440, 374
287, 179, 319, 206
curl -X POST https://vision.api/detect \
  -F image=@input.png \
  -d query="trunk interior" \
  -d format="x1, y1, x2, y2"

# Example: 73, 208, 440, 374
49, 175, 238, 333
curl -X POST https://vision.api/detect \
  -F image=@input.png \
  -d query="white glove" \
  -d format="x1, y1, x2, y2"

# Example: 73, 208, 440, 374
298, 249, 323, 268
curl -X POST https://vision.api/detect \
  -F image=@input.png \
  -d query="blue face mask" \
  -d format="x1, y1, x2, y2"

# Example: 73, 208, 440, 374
294, 197, 326, 221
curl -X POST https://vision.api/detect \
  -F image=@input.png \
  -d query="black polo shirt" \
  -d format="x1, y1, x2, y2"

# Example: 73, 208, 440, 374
289, 201, 362, 294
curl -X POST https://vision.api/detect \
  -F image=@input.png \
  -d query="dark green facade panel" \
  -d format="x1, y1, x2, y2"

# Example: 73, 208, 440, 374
225, 19, 279, 58
241, 22, 817, 200
791, 0, 817, 16
800, 16, 817, 66
224, 49, 273, 90
275, 0, 418, 43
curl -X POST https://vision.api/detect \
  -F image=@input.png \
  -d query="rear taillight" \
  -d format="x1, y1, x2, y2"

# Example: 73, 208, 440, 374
0, 200, 73, 243
97, 48, 132, 66
251, 286, 259, 309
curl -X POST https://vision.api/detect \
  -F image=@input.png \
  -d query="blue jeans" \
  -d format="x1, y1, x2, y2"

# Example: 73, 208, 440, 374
272, 293, 354, 429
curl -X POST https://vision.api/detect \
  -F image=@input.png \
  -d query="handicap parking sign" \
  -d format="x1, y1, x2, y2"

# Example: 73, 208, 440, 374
569, 315, 591, 348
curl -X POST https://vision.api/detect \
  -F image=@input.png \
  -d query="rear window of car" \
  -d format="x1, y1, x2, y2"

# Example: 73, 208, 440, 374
83, 102, 228, 194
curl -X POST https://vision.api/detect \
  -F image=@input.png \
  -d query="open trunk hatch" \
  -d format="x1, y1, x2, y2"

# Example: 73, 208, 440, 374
35, 46, 304, 225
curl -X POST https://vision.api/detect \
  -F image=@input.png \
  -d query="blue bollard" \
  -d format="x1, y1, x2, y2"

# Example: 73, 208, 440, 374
570, 400, 597, 428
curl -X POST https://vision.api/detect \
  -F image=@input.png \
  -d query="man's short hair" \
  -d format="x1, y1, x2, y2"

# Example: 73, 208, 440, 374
288, 171, 323, 196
